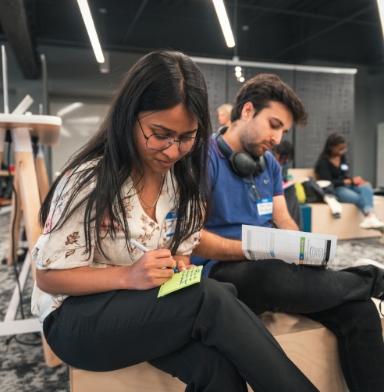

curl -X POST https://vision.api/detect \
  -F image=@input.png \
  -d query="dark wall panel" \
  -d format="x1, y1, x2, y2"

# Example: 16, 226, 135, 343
294, 72, 354, 171
196, 60, 355, 172
196, 63, 228, 132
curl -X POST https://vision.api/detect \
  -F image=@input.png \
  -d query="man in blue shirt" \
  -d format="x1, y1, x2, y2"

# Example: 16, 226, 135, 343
192, 73, 384, 392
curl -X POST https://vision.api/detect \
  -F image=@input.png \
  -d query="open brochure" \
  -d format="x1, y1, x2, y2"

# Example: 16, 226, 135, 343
242, 225, 337, 267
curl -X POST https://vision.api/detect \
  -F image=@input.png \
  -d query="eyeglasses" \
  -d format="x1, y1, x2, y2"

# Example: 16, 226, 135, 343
137, 117, 200, 152
243, 176, 261, 203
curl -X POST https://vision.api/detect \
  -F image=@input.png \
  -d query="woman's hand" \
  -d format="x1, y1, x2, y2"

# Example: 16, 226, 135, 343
352, 176, 370, 186
125, 249, 177, 290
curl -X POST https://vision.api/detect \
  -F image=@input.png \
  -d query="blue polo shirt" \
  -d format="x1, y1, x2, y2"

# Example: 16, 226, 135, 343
192, 134, 284, 276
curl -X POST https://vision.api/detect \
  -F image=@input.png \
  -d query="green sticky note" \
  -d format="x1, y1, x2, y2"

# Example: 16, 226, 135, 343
158, 266, 203, 297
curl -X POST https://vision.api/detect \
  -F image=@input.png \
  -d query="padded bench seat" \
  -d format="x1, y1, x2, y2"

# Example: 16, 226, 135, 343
288, 168, 384, 240
69, 309, 384, 392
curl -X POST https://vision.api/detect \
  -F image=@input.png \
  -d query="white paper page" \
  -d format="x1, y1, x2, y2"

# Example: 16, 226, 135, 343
242, 225, 337, 266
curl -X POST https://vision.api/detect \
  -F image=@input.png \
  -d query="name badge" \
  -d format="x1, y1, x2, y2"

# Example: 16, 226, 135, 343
165, 212, 177, 237
257, 198, 273, 217
340, 163, 348, 171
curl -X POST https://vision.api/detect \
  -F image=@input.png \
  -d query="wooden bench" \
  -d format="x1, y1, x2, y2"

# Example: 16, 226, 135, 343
70, 309, 384, 392
288, 168, 384, 240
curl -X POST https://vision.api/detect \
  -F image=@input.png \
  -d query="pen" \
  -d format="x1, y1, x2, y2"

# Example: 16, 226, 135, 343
129, 239, 179, 273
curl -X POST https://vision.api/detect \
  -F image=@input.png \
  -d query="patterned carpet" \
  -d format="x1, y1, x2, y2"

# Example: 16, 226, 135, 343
0, 210, 383, 392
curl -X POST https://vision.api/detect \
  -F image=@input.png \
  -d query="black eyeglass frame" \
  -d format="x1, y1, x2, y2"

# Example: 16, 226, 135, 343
136, 116, 200, 152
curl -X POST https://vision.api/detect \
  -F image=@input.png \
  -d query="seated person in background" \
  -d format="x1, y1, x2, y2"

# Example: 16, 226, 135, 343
31, 51, 316, 392
272, 140, 302, 229
272, 139, 293, 181
192, 73, 384, 392
216, 103, 233, 127
314, 132, 384, 230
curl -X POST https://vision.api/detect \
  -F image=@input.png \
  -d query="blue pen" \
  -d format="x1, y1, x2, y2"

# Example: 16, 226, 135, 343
129, 239, 179, 273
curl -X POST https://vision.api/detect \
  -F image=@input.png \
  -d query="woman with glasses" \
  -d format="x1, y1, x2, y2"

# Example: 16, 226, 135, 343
315, 132, 384, 231
31, 50, 316, 391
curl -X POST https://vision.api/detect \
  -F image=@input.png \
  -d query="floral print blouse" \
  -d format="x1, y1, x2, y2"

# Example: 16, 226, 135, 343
31, 163, 201, 323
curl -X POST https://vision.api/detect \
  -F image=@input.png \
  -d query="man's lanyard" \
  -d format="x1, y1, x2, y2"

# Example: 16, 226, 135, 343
248, 176, 280, 229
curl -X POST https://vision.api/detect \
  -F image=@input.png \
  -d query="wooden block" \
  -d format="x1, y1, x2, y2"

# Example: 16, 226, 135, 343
288, 168, 315, 182
275, 326, 348, 391
70, 314, 384, 391
70, 363, 186, 392
70, 312, 361, 392
41, 334, 63, 368
288, 168, 384, 240
309, 202, 381, 240
259, 311, 324, 336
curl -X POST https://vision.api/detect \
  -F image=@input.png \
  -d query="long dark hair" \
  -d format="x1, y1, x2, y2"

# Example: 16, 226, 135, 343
314, 133, 346, 177
40, 50, 212, 255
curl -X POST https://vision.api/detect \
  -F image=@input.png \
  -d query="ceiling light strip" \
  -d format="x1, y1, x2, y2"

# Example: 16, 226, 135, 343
377, 0, 384, 36
77, 0, 105, 63
212, 0, 235, 48
191, 56, 357, 75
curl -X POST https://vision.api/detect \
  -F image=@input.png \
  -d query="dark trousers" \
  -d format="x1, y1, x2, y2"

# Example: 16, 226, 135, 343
210, 260, 384, 392
43, 277, 317, 392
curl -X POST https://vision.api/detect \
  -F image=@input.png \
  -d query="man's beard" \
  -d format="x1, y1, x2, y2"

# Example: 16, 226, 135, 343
244, 142, 266, 158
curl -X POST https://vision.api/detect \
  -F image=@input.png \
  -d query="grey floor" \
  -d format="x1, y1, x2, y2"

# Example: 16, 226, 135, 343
0, 210, 383, 392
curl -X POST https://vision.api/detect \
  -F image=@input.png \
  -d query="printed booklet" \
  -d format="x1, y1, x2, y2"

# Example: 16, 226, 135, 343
242, 225, 337, 267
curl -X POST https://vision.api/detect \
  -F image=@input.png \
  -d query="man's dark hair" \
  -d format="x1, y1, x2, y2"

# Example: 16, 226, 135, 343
274, 140, 294, 160
231, 73, 308, 126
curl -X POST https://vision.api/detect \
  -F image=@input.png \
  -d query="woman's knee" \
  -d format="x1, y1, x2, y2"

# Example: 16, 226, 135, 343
199, 277, 238, 299
358, 183, 374, 197
359, 183, 373, 190
336, 188, 359, 204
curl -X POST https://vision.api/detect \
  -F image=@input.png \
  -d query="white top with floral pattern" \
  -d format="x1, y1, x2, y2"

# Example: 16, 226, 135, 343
31, 163, 201, 323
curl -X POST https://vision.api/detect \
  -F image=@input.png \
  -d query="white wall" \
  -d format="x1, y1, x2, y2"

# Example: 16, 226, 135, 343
50, 100, 109, 177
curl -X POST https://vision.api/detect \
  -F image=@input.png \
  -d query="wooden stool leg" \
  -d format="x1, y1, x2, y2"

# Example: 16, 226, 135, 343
0, 127, 4, 169
12, 126, 62, 367
7, 168, 22, 265
35, 144, 50, 202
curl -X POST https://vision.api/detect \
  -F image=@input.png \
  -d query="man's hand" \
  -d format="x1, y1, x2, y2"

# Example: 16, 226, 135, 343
272, 195, 299, 230
192, 229, 245, 261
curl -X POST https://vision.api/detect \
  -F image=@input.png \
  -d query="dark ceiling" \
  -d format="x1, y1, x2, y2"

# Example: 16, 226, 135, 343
1, 0, 384, 79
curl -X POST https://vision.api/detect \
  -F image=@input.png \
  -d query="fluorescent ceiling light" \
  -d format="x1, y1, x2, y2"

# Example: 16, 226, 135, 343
377, 0, 384, 36
57, 102, 84, 117
77, 0, 105, 63
212, 0, 235, 48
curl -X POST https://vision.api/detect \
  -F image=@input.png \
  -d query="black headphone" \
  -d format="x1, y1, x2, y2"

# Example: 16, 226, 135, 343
215, 126, 266, 178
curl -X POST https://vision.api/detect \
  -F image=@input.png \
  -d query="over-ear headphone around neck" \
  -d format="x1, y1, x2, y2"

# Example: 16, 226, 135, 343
215, 126, 266, 178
